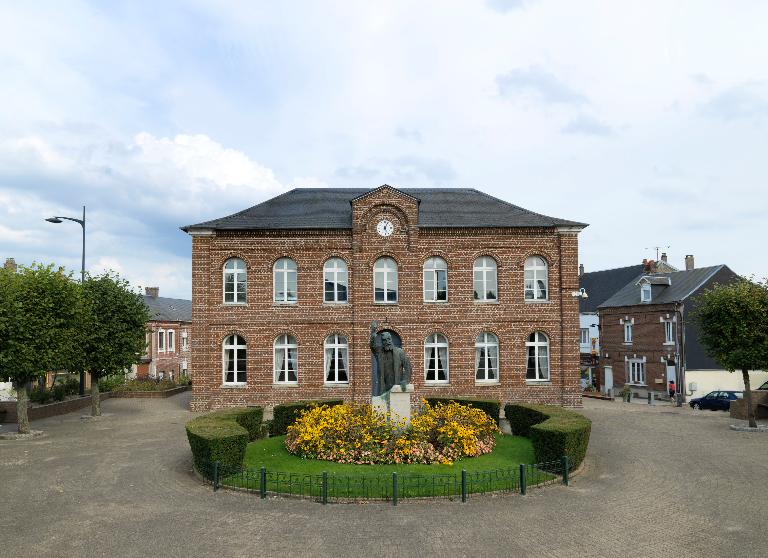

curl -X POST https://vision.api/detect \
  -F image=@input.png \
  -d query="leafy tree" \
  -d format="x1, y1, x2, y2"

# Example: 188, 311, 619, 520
694, 278, 768, 428
0, 264, 81, 434
76, 272, 149, 416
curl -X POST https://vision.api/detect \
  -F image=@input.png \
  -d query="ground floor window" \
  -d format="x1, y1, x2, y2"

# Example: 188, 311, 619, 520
223, 334, 246, 384
475, 332, 498, 382
274, 334, 298, 383
526, 332, 550, 381
424, 333, 449, 383
627, 359, 645, 385
324, 334, 348, 383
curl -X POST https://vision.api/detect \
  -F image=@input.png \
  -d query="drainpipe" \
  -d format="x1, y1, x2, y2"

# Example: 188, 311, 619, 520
676, 302, 686, 407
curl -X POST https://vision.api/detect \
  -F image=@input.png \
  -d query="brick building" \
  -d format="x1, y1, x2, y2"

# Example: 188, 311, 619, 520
132, 287, 192, 381
182, 185, 586, 412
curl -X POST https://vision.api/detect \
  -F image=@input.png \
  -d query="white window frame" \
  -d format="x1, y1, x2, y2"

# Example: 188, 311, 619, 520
623, 321, 633, 343
274, 334, 298, 384
323, 258, 348, 303
475, 332, 499, 383
524, 256, 549, 301
373, 257, 398, 304
273, 258, 298, 303
473, 256, 498, 302
324, 334, 349, 384
580, 328, 590, 345
222, 334, 247, 385
424, 333, 449, 384
627, 358, 646, 385
158, 329, 165, 352
641, 283, 652, 303
525, 332, 550, 381
664, 320, 675, 344
181, 329, 188, 351
223, 257, 247, 304
167, 330, 175, 352
423, 257, 448, 302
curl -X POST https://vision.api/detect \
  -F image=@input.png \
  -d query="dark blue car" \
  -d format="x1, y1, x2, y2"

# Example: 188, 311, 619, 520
689, 391, 743, 411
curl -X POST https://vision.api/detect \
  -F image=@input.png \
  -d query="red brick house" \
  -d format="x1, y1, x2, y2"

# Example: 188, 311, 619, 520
181, 185, 586, 412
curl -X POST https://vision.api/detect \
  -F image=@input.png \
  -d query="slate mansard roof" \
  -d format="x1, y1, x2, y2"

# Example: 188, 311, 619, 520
181, 186, 587, 232
143, 295, 192, 323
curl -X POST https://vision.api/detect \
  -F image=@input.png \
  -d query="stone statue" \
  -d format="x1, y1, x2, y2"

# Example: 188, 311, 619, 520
370, 320, 412, 397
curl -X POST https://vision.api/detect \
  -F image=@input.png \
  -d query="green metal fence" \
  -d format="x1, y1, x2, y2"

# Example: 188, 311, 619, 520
197, 455, 571, 504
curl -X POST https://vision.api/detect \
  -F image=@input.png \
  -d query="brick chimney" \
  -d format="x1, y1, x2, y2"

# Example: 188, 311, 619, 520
685, 255, 694, 271
4, 258, 17, 272
643, 259, 657, 273
145, 286, 159, 297
660, 252, 668, 263
579, 263, 584, 276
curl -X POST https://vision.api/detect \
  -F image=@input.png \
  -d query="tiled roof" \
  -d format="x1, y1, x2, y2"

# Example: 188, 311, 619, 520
579, 264, 645, 313
143, 295, 192, 323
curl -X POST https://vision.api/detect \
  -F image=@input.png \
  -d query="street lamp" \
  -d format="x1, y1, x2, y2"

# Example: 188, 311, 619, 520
46, 206, 86, 395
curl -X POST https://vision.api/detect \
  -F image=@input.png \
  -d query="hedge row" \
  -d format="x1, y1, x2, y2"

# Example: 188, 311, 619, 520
186, 407, 263, 470
504, 403, 591, 469
269, 400, 344, 436
424, 397, 501, 426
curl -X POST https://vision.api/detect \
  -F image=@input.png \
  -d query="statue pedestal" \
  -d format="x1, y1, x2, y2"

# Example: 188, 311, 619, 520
371, 384, 414, 424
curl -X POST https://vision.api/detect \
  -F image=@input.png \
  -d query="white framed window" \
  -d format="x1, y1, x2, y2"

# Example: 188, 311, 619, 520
223, 257, 247, 304
181, 359, 188, 375
167, 330, 175, 352
222, 334, 246, 384
324, 334, 349, 383
423, 256, 448, 302
181, 329, 188, 351
374, 257, 398, 303
158, 329, 165, 352
274, 334, 298, 384
144, 332, 150, 357
424, 333, 449, 383
624, 321, 633, 343
641, 283, 652, 303
273, 258, 298, 303
524, 256, 548, 301
627, 359, 645, 385
323, 258, 348, 303
580, 328, 590, 344
475, 332, 499, 382
473, 256, 497, 301
664, 320, 675, 344
526, 332, 550, 381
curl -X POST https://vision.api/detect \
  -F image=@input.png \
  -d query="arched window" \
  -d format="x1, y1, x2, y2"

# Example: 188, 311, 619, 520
526, 332, 550, 381
424, 333, 449, 383
374, 257, 398, 303
423, 257, 448, 302
524, 256, 548, 301
324, 334, 349, 383
323, 258, 348, 303
274, 334, 298, 383
273, 258, 298, 303
222, 334, 246, 384
223, 258, 247, 304
473, 256, 497, 301
475, 332, 499, 382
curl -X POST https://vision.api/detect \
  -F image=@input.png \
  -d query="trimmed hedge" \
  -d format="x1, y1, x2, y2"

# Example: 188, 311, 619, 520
270, 400, 344, 436
424, 397, 501, 425
186, 406, 264, 470
504, 403, 591, 469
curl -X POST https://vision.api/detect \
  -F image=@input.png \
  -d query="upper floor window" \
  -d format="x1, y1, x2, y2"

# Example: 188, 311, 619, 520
627, 359, 645, 385
181, 329, 188, 351
423, 257, 448, 302
323, 258, 348, 303
624, 321, 633, 343
580, 328, 590, 345
274, 334, 298, 384
524, 256, 548, 301
475, 332, 499, 382
374, 257, 398, 303
158, 329, 165, 352
324, 334, 349, 383
222, 334, 246, 384
526, 332, 550, 381
273, 258, 298, 303
473, 257, 497, 301
424, 333, 449, 383
223, 258, 247, 304
167, 330, 175, 352
641, 283, 651, 303
664, 320, 675, 344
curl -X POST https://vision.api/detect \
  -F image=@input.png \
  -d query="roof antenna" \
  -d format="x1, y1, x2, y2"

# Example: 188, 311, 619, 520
644, 246, 670, 261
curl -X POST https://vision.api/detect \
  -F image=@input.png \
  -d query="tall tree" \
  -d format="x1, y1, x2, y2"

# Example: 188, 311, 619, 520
694, 278, 768, 428
77, 272, 149, 416
0, 264, 80, 434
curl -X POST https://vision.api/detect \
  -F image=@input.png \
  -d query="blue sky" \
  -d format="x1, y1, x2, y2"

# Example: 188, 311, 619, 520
1, 0, 767, 298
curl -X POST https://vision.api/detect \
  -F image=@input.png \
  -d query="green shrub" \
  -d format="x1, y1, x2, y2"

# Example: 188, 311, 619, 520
51, 383, 66, 401
270, 400, 344, 436
424, 397, 501, 425
186, 416, 248, 471
63, 376, 80, 395
98, 375, 127, 392
29, 386, 52, 404
208, 407, 264, 441
504, 403, 591, 469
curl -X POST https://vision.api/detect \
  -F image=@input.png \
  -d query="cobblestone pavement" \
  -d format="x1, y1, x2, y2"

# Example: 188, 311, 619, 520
1, 394, 765, 558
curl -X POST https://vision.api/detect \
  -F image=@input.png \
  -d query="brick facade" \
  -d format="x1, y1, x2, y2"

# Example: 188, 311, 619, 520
136, 320, 191, 380
188, 186, 583, 412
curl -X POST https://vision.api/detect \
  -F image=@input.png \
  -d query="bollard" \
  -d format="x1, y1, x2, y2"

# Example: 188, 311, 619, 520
392, 472, 398, 506
461, 470, 468, 503
519, 463, 526, 495
213, 461, 220, 492
322, 471, 328, 505
562, 456, 570, 486
260, 467, 267, 499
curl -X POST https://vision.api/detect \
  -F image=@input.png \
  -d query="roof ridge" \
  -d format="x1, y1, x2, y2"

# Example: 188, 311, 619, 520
468, 188, 585, 226
582, 264, 644, 275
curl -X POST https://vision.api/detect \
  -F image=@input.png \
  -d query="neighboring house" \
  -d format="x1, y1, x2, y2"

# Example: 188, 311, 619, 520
181, 184, 587, 412
597, 257, 768, 399
133, 287, 192, 381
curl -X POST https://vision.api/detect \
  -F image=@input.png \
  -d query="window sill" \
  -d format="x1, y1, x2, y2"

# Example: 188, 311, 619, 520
525, 380, 551, 385
473, 300, 499, 304
475, 380, 500, 386
663, 342, 675, 346
222, 303, 248, 307
374, 302, 398, 305
323, 383, 349, 388
272, 302, 298, 307
272, 382, 299, 387
622, 342, 633, 346
424, 382, 451, 387
423, 300, 449, 304
220, 383, 247, 389
524, 299, 550, 304
322, 302, 349, 307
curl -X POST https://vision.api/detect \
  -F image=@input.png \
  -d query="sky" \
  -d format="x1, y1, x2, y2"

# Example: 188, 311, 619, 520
1, 0, 767, 298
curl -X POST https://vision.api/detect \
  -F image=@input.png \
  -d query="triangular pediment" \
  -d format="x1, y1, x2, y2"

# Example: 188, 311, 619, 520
349, 184, 421, 205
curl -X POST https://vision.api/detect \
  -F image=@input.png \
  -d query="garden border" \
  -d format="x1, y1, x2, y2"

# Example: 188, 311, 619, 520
110, 385, 191, 399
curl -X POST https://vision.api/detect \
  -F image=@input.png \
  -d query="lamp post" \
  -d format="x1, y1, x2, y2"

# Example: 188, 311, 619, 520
46, 206, 86, 396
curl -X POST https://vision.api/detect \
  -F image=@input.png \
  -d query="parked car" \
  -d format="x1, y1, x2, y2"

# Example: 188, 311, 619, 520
689, 391, 743, 411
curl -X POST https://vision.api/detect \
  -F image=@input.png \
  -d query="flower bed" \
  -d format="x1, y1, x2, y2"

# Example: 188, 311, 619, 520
285, 400, 498, 465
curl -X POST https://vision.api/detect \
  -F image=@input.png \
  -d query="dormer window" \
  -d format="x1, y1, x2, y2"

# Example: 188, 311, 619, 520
641, 283, 652, 303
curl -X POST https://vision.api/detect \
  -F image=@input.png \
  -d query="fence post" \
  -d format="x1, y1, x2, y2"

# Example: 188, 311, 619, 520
392, 472, 398, 506
260, 467, 267, 499
213, 461, 220, 492
461, 469, 467, 503
562, 456, 570, 486
519, 463, 526, 495
322, 471, 328, 505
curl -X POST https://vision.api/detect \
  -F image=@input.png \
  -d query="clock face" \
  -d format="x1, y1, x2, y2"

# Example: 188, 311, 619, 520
376, 219, 394, 237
